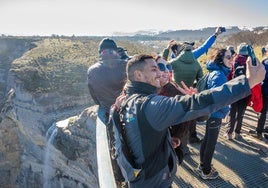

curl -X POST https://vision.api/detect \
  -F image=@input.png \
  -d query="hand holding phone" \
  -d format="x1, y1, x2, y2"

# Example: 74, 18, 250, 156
247, 45, 257, 66
220, 27, 226, 32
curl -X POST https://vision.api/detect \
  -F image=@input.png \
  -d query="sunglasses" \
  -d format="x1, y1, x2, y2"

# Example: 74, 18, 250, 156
224, 55, 232, 60
157, 63, 172, 72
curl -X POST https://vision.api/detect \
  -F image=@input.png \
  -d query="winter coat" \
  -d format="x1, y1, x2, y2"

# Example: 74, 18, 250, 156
206, 60, 231, 118
122, 76, 251, 187
87, 53, 126, 114
170, 50, 203, 87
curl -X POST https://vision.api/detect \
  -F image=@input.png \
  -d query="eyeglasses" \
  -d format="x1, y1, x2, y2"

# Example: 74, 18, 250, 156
157, 63, 172, 72
224, 55, 232, 60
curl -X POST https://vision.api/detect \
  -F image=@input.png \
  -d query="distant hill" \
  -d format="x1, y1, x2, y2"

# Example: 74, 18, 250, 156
112, 26, 268, 42
155, 26, 242, 41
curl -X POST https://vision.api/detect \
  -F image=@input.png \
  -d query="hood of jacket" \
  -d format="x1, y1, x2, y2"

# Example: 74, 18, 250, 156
206, 60, 231, 76
175, 50, 196, 64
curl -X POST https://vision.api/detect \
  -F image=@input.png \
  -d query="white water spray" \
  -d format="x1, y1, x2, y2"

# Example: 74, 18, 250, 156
43, 124, 58, 188
43, 119, 69, 188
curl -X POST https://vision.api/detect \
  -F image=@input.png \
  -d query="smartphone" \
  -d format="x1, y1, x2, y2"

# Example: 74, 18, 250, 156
247, 45, 257, 66
220, 27, 226, 32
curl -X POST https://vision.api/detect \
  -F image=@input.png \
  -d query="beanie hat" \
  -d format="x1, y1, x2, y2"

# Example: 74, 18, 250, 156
98, 38, 118, 53
227, 45, 235, 55
237, 43, 248, 56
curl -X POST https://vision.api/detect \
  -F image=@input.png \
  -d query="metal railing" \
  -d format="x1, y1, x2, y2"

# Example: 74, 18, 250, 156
96, 107, 117, 188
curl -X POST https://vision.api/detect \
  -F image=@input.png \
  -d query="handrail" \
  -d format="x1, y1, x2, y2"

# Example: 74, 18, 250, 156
96, 107, 117, 188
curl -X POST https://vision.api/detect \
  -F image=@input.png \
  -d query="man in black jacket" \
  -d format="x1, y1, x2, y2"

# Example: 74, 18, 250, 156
120, 54, 265, 187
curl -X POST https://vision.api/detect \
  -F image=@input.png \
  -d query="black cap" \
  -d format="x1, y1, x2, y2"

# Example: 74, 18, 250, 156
98, 38, 118, 53
183, 41, 195, 46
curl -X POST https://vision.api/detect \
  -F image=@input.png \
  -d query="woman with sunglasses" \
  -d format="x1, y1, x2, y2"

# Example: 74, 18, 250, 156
155, 55, 197, 164
198, 48, 232, 180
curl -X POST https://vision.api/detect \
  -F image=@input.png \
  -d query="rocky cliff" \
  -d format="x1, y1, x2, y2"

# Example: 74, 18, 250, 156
0, 37, 99, 188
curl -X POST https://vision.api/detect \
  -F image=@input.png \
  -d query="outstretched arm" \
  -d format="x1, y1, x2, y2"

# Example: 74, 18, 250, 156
146, 59, 265, 131
192, 27, 223, 59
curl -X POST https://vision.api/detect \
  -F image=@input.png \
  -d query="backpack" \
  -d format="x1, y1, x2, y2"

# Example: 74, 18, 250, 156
107, 105, 140, 182
233, 64, 246, 78
196, 73, 209, 92
196, 73, 210, 122
107, 94, 154, 182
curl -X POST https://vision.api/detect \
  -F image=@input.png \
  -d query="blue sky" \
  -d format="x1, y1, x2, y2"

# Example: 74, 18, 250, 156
1, 0, 267, 36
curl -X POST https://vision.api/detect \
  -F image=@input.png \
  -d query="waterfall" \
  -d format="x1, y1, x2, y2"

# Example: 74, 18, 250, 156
43, 119, 69, 188
43, 124, 58, 188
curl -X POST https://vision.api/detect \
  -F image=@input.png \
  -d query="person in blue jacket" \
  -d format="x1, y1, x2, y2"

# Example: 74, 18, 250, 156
163, 27, 224, 60
198, 48, 233, 180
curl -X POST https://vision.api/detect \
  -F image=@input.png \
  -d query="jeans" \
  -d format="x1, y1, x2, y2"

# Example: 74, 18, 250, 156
257, 95, 268, 134
200, 117, 222, 174
227, 97, 248, 134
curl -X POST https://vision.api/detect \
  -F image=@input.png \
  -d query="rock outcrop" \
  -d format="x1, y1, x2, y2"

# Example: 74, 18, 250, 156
0, 87, 99, 187
0, 37, 99, 188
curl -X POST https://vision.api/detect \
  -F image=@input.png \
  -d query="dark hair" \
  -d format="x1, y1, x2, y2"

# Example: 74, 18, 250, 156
262, 47, 266, 56
171, 43, 179, 54
126, 54, 154, 80
212, 48, 227, 65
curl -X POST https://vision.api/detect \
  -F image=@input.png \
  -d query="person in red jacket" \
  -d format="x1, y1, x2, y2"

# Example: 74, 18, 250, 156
249, 45, 268, 139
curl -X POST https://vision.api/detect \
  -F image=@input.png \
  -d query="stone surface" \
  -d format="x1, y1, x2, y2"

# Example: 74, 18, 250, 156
0, 92, 99, 188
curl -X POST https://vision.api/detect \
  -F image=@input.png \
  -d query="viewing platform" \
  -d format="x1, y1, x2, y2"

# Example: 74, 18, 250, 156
96, 107, 268, 188
172, 107, 268, 187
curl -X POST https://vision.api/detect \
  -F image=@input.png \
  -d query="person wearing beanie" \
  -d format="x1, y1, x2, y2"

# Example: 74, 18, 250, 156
87, 38, 127, 185
88, 37, 126, 114
224, 43, 250, 140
